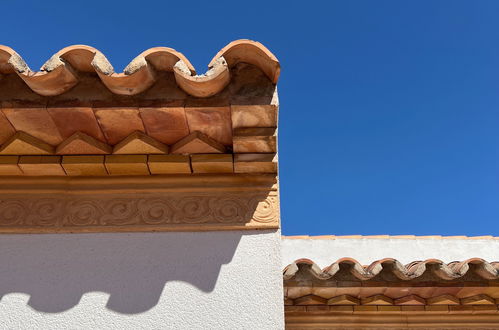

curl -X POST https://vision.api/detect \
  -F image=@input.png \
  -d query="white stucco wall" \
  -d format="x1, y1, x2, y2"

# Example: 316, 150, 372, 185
281, 237, 499, 268
0, 230, 283, 329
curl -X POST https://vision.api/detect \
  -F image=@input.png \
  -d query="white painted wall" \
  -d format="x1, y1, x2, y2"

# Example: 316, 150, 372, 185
0, 230, 283, 330
281, 237, 499, 268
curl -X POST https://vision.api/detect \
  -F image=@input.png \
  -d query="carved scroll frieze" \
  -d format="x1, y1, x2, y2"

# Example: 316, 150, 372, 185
0, 176, 279, 233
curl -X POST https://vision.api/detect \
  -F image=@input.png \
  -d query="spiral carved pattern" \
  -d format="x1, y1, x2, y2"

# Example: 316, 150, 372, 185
29, 199, 63, 226
0, 200, 26, 226
66, 200, 101, 226
210, 197, 247, 223
0, 193, 279, 230
102, 199, 139, 226
251, 196, 279, 223
174, 197, 211, 224
138, 199, 174, 225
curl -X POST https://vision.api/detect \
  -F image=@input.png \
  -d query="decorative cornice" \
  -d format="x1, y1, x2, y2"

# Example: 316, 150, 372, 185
285, 306, 499, 329
286, 293, 499, 307
0, 174, 279, 233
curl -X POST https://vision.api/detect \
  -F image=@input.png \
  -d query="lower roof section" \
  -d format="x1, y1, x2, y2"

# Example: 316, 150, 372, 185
283, 236, 499, 329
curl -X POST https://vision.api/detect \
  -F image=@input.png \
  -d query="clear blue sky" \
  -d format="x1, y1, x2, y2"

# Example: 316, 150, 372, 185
2, 1, 499, 236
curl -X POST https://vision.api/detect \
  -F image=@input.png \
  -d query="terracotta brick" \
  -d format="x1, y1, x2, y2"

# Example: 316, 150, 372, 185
286, 287, 313, 299
361, 295, 393, 305
0, 156, 23, 175
328, 295, 360, 305
394, 295, 426, 305
105, 155, 149, 175
461, 294, 496, 305
140, 107, 190, 145
294, 295, 327, 305
231, 105, 277, 129
62, 156, 108, 176
148, 155, 191, 174
233, 127, 276, 153
377, 306, 401, 313
0, 132, 54, 155
329, 306, 354, 314
185, 107, 232, 145
427, 295, 460, 305
425, 305, 449, 313
19, 156, 65, 176
47, 107, 106, 142
56, 132, 112, 155
94, 108, 145, 145
191, 154, 233, 173
0, 111, 15, 145
113, 131, 168, 154
400, 305, 425, 312
171, 131, 226, 154
234, 153, 277, 173
2, 108, 63, 146
306, 305, 329, 313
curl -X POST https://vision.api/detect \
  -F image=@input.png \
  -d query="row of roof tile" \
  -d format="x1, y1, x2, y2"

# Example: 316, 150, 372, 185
0, 40, 279, 97
284, 258, 499, 281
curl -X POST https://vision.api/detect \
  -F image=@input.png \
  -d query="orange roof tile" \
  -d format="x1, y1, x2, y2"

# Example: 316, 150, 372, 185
283, 258, 499, 281
0, 40, 279, 97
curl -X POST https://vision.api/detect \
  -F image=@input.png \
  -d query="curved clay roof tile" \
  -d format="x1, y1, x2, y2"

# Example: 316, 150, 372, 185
284, 258, 499, 281
0, 40, 279, 97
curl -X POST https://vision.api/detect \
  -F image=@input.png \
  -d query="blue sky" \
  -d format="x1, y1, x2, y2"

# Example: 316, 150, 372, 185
2, 1, 499, 235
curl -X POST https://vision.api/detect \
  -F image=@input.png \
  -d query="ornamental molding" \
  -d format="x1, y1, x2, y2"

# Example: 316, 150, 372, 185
0, 174, 279, 233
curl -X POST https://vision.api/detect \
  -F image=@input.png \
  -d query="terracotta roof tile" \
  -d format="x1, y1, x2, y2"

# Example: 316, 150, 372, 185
47, 107, 106, 142
0, 40, 279, 97
139, 107, 189, 145
2, 108, 63, 145
283, 258, 499, 281
94, 108, 145, 145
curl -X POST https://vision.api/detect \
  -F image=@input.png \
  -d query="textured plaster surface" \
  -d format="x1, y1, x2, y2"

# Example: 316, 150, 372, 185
0, 230, 283, 329
281, 237, 499, 268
